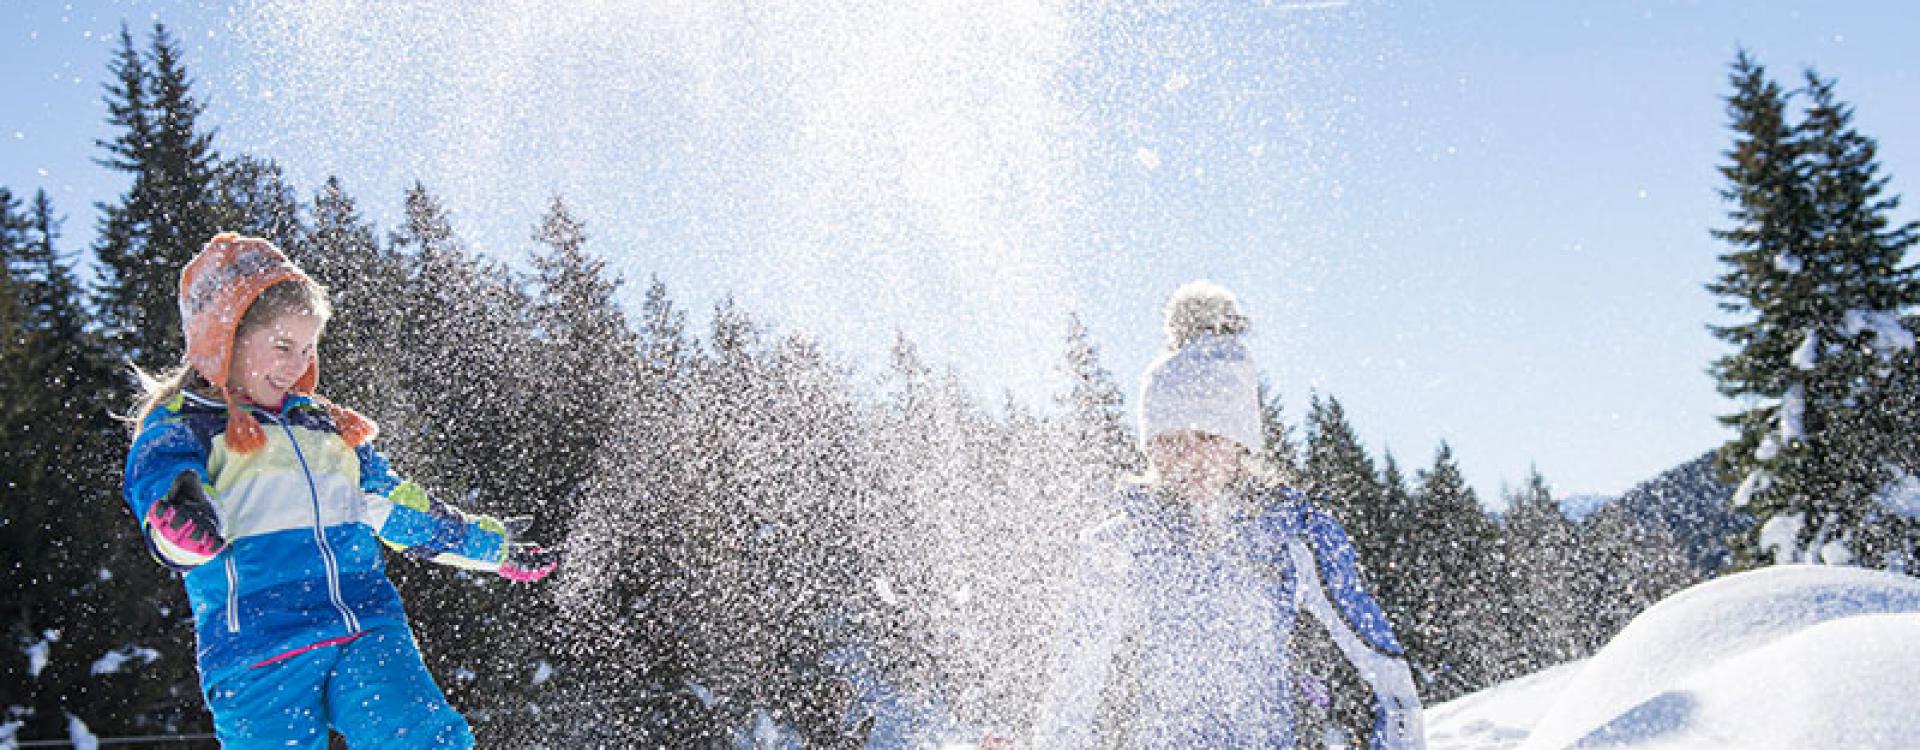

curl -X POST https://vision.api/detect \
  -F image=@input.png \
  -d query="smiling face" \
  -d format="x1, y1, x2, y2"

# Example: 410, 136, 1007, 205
227, 311, 323, 409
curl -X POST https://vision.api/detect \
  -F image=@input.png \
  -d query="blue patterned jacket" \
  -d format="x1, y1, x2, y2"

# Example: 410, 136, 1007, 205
1034, 485, 1424, 749
122, 390, 509, 687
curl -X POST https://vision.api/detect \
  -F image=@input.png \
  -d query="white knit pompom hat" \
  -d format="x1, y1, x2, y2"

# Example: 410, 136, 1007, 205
1137, 280, 1261, 452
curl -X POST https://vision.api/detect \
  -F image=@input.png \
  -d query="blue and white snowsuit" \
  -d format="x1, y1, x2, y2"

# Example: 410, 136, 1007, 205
1034, 485, 1424, 749
123, 391, 513, 748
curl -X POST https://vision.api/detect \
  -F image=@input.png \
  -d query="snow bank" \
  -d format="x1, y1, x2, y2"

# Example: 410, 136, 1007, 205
1426, 661, 1584, 750
1513, 565, 1920, 749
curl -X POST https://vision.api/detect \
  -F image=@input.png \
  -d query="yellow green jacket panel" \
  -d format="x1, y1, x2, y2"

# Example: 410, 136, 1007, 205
122, 391, 508, 686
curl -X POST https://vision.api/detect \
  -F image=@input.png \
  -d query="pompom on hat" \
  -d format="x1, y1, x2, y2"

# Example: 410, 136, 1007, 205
1138, 280, 1262, 452
178, 232, 375, 452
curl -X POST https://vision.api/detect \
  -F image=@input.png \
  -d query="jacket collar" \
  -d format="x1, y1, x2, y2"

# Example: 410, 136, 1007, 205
180, 389, 316, 415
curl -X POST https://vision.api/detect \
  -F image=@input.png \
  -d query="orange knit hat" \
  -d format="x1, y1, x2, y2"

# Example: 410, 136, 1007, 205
178, 232, 375, 452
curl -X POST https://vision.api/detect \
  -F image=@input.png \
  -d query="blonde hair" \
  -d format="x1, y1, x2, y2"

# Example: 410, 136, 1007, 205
129, 279, 333, 432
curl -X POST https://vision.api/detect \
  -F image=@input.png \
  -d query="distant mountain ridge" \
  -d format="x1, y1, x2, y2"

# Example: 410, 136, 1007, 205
1611, 450, 1747, 574
1557, 493, 1614, 522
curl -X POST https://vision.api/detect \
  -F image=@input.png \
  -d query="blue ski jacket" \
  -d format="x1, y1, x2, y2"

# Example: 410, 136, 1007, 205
1033, 484, 1425, 749
122, 390, 511, 688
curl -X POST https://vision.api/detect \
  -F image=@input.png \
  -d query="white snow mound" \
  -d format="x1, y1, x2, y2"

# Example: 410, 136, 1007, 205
1515, 565, 1920, 749
1427, 660, 1586, 750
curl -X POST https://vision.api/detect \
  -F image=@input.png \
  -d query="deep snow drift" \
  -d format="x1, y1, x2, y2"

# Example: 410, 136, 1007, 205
1427, 565, 1920, 749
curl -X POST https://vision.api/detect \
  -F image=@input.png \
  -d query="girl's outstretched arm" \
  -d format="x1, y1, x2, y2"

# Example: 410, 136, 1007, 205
354, 443, 555, 581
1289, 507, 1426, 750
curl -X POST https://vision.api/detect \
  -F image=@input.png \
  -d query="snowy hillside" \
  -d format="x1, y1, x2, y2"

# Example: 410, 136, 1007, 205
1426, 565, 1920, 749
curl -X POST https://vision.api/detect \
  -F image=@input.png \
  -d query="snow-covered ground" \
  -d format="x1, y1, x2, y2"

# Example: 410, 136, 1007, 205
1426, 565, 1920, 749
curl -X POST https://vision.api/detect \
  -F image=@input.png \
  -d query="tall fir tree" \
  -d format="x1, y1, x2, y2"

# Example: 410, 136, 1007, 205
291, 176, 408, 418
92, 23, 225, 366
1577, 504, 1698, 647
552, 278, 713, 745
1708, 52, 1920, 570
1499, 468, 1585, 672
210, 155, 304, 244
1056, 313, 1139, 485
378, 183, 546, 742
1406, 442, 1502, 699
2, 188, 202, 738
1255, 380, 1300, 483
526, 196, 636, 536
1372, 451, 1423, 657
1302, 394, 1386, 550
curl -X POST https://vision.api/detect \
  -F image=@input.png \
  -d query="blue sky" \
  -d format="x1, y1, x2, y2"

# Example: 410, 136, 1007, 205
5, 1, 1917, 504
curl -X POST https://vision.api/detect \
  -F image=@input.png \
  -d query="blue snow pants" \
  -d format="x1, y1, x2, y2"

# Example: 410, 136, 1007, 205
203, 625, 474, 749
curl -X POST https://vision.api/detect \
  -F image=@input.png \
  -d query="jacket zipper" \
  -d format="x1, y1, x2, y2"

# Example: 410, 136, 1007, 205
269, 408, 360, 633
224, 555, 241, 633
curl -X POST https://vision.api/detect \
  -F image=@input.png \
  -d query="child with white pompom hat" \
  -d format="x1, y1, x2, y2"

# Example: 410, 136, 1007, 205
1029, 280, 1426, 749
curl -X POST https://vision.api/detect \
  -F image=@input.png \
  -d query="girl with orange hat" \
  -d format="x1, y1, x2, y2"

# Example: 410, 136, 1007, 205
123, 232, 559, 748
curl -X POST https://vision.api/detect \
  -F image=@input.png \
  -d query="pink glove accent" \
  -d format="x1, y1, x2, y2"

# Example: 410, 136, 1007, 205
147, 473, 226, 568
150, 505, 226, 557
499, 544, 559, 583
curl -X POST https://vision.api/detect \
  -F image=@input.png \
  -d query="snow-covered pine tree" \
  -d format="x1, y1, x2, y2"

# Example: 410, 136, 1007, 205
209, 155, 304, 244
1790, 70, 1920, 570
292, 177, 409, 421
552, 278, 713, 746
675, 302, 879, 742
379, 184, 548, 740
82, 26, 251, 732
1371, 450, 1435, 682
1575, 503, 1696, 650
1375, 451, 1419, 618
1406, 442, 1502, 700
1058, 312, 1140, 482
1709, 53, 1920, 570
528, 196, 636, 537
1500, 469, 1586, 672
1302, 394, 1385, 547
1255, 380, 1300, 483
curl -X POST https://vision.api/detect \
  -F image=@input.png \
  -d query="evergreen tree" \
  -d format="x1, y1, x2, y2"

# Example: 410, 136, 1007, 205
553, 278, 713, 745
1056, 313, 1138, 483
1577, 504, 1698, 648
210, 155, 304, 243
379, 183, 545, 742
1708, 53, 1920, 569
1405, 442, 1501, 699
635, 276, 695, 394
1255, 380, 1300, 482
1302, 395, 1385, 551
1372, 451, 1423, 668
292, 177, 408, 418
1, 188, 202, 738
1500, 468, 1585, 672
92, 23, 224, 366
526, 196, 636, 535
